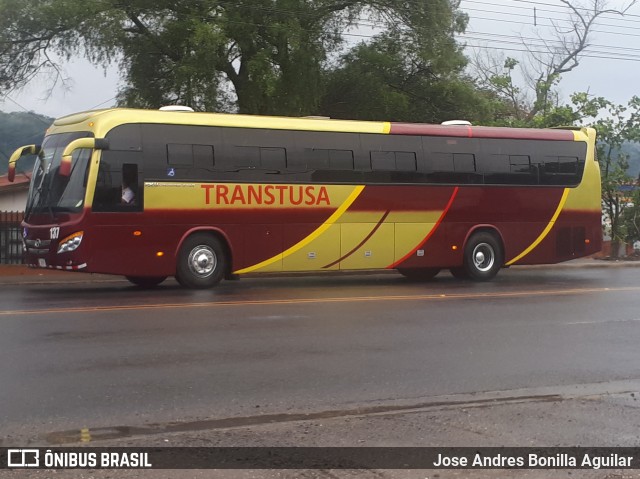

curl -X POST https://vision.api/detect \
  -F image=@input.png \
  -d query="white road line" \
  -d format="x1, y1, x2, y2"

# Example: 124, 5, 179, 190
566, 318, 640, 325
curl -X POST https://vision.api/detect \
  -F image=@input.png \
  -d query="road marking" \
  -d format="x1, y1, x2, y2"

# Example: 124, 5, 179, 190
2, 285, 640, 317
566, 317, 640, 325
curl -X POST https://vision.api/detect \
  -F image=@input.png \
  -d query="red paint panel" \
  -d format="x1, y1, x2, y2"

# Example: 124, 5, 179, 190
391, 186, 566, 269
445, 187, 565, 224
84, 208, 334, 227
27, 209, 323, 276
349, 185, 457, 212
390, 123, 575, 141
240, 224, 283, 270
23, 185, 601, 277
517, 209, 603, 264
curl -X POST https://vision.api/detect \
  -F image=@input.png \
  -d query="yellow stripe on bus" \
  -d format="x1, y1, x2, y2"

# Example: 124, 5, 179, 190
233, 186, 366, 274
506, 188, 569, 265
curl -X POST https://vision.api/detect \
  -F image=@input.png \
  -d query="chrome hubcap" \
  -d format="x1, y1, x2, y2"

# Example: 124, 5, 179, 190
188, 246, 216, 278
472, 243, 494, 272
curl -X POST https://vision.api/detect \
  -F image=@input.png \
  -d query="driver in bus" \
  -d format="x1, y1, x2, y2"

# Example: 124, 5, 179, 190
121, 165, 137, 205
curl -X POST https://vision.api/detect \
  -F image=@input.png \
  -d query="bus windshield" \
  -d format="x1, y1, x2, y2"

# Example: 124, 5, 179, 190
25, 132, 94, 220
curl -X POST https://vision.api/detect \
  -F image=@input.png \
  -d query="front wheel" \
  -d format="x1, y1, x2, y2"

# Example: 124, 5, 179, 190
397, 267, 440, 281
462, 232, 503, 281
176, 233, 227, 289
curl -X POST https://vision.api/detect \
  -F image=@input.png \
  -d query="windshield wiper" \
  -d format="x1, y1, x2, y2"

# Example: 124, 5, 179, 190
24, 168, 46, 222
25, 163, 56, 222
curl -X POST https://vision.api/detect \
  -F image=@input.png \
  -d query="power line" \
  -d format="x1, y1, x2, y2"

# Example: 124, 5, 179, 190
464, 36, 640, 60
89, 96, 118, 110
181, 14, 640, 60
464, 42, 640, 62
463, 30, 640, 54
462, 0, 640, 22
464, 6, 640, 32
1, 96, 51, 126
468, 14, 640, 38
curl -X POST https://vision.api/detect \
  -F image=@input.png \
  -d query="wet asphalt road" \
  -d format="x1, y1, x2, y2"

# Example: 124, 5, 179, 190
2, 266, 640, 447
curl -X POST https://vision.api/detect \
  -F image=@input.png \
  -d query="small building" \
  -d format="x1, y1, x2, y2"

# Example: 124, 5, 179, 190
0, 172, 30, 212
0, 172, 30, 264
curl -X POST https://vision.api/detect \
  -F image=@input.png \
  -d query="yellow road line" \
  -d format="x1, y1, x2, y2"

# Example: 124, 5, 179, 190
1, 286, 636, 317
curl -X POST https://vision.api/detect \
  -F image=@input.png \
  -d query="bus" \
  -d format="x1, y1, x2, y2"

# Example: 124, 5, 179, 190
7, 108, 602, 288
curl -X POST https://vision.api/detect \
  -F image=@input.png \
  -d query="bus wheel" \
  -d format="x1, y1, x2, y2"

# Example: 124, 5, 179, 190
449, 267, 469, 280
463, 232, 503, 281
397, 267, 440, 281
176, 233, 227, 289
126, 276, 167, 288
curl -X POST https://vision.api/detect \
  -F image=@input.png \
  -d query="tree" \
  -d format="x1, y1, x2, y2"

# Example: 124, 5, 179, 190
557, 94, 640, 257
321, 31, 504, 123
594, 97, 640, 256
0, 0, 471, 116
471, 0, 637, 126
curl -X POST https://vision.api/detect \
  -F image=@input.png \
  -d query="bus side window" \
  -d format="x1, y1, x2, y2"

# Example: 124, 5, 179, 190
121, 163, 139, 207
93, 161, 116, 210
93, 156, 142, 212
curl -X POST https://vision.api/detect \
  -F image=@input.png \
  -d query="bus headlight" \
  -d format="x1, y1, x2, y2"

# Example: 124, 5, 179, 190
57, 231, 84, 253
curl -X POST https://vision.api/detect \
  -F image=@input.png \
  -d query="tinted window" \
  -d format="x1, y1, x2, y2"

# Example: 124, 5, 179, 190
396, 152, 417, 171
510, 155, 531, 173
370, 151, 395, 171
167, 144, 194, 166
260, 147, 287, 169
371, 151, 417, 172
193, 145, 215, 169
431, 152, 454, 171
138, 123, 587, 187
306, 149, 354, 170
93, 153, 143, 212
454, 153, 476, 172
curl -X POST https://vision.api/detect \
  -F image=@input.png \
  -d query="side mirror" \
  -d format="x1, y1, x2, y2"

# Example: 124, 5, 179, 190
8, 145, 41, 182
59, 138, 108, 177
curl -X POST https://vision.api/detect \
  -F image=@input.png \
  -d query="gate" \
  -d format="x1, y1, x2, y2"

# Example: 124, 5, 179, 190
0, 211, 24, 264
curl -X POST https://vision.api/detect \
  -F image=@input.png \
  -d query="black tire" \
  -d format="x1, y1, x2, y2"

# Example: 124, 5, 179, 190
175, 233, 227, 289
462, 231, 503, 281
397, 267, 440, 281
126, 276, 167, 288
449, 267, 469, 279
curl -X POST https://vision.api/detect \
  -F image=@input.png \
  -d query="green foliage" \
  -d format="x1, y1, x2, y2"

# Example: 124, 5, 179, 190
321, 30, 503, 123
0, 0, 479, 118
0, 111, 52, 175
592, 96, 640, 253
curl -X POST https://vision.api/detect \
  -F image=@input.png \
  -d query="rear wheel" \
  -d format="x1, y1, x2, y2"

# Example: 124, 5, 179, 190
176, 233, 227, 289
126, 276, 167, 288
462, 231, 503, 281
397, 267, 440, 281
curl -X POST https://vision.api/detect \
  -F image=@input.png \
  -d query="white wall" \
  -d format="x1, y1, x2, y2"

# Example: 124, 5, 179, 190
0, 190, 28, 212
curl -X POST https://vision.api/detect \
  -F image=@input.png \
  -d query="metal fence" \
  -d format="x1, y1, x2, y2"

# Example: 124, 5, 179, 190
0, 211, 24, 264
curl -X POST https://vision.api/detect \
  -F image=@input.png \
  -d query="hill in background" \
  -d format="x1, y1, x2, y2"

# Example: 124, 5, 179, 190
622, 142, 640, 179
0, 111, 53, 175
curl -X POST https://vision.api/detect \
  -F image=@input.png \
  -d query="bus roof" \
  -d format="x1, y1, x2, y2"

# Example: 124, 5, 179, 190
49, 108, 589, 142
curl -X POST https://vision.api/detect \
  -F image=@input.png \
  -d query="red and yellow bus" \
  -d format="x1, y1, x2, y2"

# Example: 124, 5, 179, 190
8, 108, 601, 288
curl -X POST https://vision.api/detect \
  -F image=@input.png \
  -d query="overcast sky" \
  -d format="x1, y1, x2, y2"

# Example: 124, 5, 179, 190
1, 0, 638, 119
